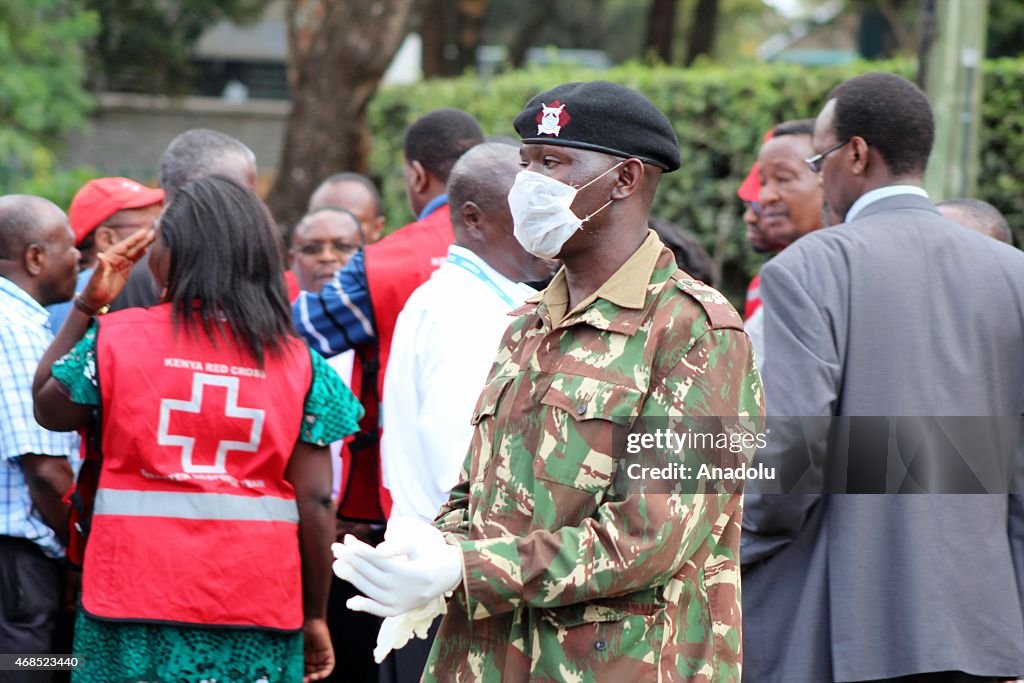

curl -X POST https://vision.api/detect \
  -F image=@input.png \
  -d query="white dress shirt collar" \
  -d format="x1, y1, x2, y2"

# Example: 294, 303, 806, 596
845, 185, 929, 223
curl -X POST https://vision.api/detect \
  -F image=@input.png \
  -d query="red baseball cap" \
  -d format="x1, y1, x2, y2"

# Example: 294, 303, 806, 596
736, 130, 775, 203
69, 177, 165, 246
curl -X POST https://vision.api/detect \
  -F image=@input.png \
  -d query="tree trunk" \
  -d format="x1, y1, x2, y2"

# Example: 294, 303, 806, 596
266, 0, 415, 227
420, 0, 448, 78
645, 0, 677, 63
684, 0, 719, 66
508, 2, 549, 68
451, 0, 488, 75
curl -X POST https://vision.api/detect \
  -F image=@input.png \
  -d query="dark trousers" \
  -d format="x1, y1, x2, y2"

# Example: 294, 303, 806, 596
325, 571, 383, 683
0, 537, 63, 683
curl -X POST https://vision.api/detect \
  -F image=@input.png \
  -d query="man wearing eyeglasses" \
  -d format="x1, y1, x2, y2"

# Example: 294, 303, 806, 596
742, 72, 1024, 682
46, 177, 164, 332
736, 121, 825, 368
290, 207, 365, 294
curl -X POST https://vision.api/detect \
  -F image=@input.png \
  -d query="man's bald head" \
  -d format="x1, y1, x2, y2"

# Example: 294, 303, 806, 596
446, 143, 556, 285
938, 198, 1013, 245
0, 195, 80, 305
447, 143, 520, 228
0, 196, 64, 258
308, 172, 385, 243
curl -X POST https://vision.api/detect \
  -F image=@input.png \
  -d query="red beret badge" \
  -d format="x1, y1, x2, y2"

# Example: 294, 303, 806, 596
536, 100, 571, 136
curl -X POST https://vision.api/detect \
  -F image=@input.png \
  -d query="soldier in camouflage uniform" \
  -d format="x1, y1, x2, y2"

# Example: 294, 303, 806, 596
335, 81, 763, 682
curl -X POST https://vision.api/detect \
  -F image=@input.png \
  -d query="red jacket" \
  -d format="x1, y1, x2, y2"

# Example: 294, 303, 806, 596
336, 203, 453, 522
82, 305, 311, 631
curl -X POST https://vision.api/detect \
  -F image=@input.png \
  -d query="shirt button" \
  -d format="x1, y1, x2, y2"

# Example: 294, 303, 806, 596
594, 640, 607, 651
576, 404, 587, 416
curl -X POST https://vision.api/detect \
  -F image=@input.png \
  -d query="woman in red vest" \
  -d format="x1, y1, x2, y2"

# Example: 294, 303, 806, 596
34, 176, 363, 683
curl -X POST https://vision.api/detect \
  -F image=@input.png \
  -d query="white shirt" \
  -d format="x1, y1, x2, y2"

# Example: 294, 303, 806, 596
327, 351, 354, 504
381, 245, 535, 522
845, 185, 929, 223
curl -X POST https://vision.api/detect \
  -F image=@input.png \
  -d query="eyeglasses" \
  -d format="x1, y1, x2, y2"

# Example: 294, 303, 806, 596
293, 241, 361, 258
804, 139, 850, 174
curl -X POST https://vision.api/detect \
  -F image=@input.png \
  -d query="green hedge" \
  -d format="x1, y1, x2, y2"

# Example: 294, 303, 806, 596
367, 58, 1024, 306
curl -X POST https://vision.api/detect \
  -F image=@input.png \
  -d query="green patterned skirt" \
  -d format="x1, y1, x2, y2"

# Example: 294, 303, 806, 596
71, 611, 304, 683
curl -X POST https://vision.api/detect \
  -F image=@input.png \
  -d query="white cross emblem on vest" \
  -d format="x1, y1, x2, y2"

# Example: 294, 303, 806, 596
157, 372, 265, 474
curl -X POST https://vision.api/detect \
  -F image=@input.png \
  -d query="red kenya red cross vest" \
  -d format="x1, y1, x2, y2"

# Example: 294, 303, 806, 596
337, 203, 453, 522
83, 305, 312, 631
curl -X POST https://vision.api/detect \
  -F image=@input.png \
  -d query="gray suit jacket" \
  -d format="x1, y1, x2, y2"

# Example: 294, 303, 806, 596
741, 193, 1024, 682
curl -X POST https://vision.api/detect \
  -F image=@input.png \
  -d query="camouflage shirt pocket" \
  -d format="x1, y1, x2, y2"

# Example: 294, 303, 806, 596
467, 374, 515, 489
535, 375, 644, 494
532, 598, 665, 681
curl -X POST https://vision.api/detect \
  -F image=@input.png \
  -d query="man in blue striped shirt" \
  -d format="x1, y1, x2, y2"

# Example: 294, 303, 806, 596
0, 195, 79, 665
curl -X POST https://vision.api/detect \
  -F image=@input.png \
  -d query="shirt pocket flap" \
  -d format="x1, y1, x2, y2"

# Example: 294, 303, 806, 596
470, 375, 514, 425
541, 594, 665, 628
540, 375, 642, 427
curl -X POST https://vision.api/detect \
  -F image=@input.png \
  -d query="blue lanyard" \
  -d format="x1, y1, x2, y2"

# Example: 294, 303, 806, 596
447, 252, 518, 308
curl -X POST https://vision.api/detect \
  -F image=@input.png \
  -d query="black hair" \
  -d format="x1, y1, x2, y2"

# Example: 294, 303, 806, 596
158, 175, 296, 366
403, 109, 484, 183
772, 119, 815, 138
649, 217, 715, 286
827, 72, 934, 177
937, 198, 1013, 244
159, 129, 255, 199
315, 172, 382, 215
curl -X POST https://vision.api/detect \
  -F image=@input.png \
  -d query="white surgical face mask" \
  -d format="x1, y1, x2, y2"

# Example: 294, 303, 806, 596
507, 161, 624, 259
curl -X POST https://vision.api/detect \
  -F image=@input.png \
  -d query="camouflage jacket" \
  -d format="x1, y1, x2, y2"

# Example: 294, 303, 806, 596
425, 231, 764, 682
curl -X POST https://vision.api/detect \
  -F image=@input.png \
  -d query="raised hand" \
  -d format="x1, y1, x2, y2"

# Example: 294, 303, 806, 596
79, 226, 156, 310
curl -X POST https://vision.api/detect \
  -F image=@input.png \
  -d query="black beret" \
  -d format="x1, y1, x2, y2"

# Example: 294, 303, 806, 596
513, 81, 680, 172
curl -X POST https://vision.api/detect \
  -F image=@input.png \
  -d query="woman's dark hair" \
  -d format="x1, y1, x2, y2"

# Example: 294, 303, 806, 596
158, 175, 296, 366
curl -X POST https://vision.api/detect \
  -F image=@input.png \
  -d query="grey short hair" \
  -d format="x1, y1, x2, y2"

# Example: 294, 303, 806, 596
159, 129, 255, 198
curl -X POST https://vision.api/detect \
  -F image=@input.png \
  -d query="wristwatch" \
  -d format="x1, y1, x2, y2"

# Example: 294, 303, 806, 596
73, 294, 110, 317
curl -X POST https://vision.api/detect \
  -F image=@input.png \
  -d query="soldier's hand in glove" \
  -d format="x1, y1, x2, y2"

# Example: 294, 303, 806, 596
332, 516, 462, 618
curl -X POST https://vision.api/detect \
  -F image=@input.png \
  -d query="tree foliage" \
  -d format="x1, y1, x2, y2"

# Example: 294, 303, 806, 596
366, 58, 1024, 307
85, 0, 272, 94
0, 0, 98, 204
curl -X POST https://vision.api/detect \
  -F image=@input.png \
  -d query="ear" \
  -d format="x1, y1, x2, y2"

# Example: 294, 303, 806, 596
93, 227, 115, 251
460, 201, 485, 240
849, 136, 870, 176
410, 160, 430, 196
370, 216, 386, 243
24, 243, 45, 277
610, 159, 646, 200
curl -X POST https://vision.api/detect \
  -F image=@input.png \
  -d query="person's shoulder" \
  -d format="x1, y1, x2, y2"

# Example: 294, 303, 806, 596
397, 275, 441, 321
663, 271, 744, 333
764, 224, 859, 280
98, 303, 167, 329
0, 305, 49, 350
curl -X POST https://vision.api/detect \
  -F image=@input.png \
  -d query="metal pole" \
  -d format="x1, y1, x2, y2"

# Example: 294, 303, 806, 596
923, 0, 988, 201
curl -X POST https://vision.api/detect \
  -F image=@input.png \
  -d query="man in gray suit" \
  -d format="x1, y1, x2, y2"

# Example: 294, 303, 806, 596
742, 72, 1024, 682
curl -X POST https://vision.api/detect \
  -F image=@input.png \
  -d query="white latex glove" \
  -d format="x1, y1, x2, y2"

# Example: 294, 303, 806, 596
372, 597, 447, 663
331, 515, 463, 618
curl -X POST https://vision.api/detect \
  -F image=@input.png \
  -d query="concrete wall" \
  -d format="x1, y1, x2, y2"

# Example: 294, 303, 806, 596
62, 93, 289, 191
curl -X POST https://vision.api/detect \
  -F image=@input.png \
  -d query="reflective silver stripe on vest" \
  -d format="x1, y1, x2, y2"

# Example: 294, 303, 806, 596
94, 489, 299, 524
